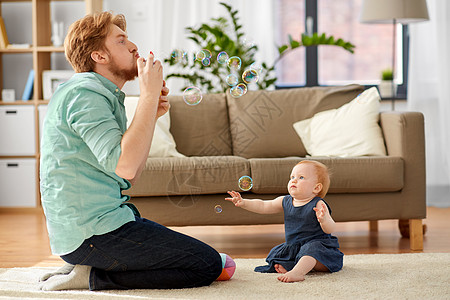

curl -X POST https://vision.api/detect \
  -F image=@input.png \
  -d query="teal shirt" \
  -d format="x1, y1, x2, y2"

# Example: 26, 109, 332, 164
40, 72, 136, 255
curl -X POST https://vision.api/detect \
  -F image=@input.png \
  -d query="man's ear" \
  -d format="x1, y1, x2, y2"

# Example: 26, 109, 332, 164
91, 50, 109, 65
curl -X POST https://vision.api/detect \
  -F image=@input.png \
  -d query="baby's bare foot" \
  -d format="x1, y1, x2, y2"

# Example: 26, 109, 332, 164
274, 264, 287, 274
277, 270, 305, 283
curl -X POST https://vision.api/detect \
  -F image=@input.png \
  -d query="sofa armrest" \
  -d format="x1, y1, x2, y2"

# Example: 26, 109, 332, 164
380, 111, 426, 219
380, 111, 424, 158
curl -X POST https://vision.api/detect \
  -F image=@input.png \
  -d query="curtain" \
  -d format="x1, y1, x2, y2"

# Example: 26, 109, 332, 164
408, 0, 450, 206
104, 0, 276, 95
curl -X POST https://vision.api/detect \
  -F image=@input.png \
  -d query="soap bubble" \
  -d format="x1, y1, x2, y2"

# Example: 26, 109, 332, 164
230, 83, 248, 98
171, 49, 184, 63
181, 52, 188, 64
239, 176, 253, 191
226, 74, 239, 86
203, 49, 212, 58
227, 56, 242, 71
196, 49, 211, 62
183, 86, 202, 106
214, 205, 223, 214
195, 50, 206, 61
202, 57, 211, 66
242, 69, 259, 84
250, 62, 263, 73
217, 51, 229, 64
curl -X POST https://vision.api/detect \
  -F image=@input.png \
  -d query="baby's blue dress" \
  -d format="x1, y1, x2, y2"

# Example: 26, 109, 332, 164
255, 196, 343, 273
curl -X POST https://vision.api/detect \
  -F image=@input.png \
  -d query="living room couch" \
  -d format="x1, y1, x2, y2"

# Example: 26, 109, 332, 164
124, 84, 426, 250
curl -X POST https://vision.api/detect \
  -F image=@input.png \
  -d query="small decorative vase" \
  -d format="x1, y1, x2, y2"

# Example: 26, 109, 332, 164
378, 80, 397, 98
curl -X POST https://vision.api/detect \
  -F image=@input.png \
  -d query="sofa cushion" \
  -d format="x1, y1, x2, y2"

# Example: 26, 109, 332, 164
293, 87, 387, 157
169, 93, 233, 156
226, 84, 364, 158
125, 156, 250, 197
248, 157, 404, 194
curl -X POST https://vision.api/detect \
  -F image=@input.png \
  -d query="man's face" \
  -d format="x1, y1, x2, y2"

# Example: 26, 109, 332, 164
103, 24, 139, 82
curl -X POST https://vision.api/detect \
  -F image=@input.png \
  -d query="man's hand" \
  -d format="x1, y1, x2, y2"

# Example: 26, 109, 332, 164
137, 52, 163, 105
157, 80, 170, 118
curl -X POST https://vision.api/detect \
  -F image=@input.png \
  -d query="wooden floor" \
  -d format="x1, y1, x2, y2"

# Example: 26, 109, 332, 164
0, 206, 449, 268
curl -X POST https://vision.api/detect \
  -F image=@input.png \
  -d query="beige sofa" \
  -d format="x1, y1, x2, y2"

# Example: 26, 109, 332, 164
125, 84, 426, 250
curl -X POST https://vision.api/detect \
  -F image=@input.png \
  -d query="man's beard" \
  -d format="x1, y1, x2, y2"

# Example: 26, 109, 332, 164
109, 56, 138, 82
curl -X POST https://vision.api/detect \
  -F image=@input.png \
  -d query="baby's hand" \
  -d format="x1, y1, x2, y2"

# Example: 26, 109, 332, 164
225, 191, 245, 207
313, 202, 327, 223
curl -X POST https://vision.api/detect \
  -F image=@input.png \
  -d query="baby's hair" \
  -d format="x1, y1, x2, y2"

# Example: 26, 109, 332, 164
296, 160, 330, 198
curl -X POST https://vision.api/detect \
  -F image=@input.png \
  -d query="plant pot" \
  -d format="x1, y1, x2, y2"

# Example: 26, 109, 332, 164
378, 80, 397, 98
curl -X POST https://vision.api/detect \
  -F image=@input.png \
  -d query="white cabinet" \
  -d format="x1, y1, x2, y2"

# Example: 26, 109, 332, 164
0, 106, 36, 155
0, 106, 37, 208
0, 158, 37, 207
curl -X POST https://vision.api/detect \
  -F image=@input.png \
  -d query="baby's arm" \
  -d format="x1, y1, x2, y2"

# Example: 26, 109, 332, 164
313, 200, 336, 234
225, 191, 284, 214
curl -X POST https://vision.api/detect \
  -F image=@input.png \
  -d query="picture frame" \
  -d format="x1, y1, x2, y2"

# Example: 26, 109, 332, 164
42, 70, 74, 100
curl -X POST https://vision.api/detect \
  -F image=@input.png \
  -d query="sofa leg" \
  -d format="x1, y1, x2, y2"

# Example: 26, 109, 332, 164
398, 219, 427, 238
369, 220, 378, 232
409, 219, 424, 251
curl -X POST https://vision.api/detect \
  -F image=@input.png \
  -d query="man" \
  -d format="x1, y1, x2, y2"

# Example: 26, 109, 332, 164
39, 11, 222, 291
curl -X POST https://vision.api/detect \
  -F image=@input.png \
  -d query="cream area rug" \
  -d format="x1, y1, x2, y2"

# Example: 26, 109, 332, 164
0, 253, 449, 300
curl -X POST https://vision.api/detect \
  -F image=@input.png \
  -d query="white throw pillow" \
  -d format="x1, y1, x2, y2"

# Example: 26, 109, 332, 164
293, 87, 386, 157
124, 97, 185, 157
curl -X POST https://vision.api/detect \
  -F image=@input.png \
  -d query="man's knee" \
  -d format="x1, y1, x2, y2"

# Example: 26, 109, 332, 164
202, 250, 223, 284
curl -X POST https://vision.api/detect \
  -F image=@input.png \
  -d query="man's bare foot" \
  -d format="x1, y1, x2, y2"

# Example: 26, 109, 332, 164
277, 270, 305, 283
274, 264, 287, 274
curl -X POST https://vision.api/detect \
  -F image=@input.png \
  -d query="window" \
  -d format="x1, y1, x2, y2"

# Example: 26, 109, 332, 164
275, 0, 408, 98
274, 0, 306, 86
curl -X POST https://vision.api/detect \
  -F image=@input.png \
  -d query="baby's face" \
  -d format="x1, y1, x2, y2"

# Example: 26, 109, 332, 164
287, 164, 320, 200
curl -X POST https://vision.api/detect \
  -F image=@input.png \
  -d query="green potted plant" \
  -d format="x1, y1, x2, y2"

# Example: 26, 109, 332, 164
378, 68, 396, 98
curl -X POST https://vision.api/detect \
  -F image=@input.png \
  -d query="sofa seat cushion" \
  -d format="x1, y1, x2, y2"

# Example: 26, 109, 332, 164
249, 157, 404, 194
126, 156, 250, 197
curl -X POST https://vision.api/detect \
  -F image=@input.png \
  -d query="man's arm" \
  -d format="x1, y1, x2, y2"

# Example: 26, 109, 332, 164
127, 82, 170, 185
115, 54, 164, 181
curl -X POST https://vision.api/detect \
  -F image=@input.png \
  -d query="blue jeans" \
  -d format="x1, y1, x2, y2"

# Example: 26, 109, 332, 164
61, 217, 222, 290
